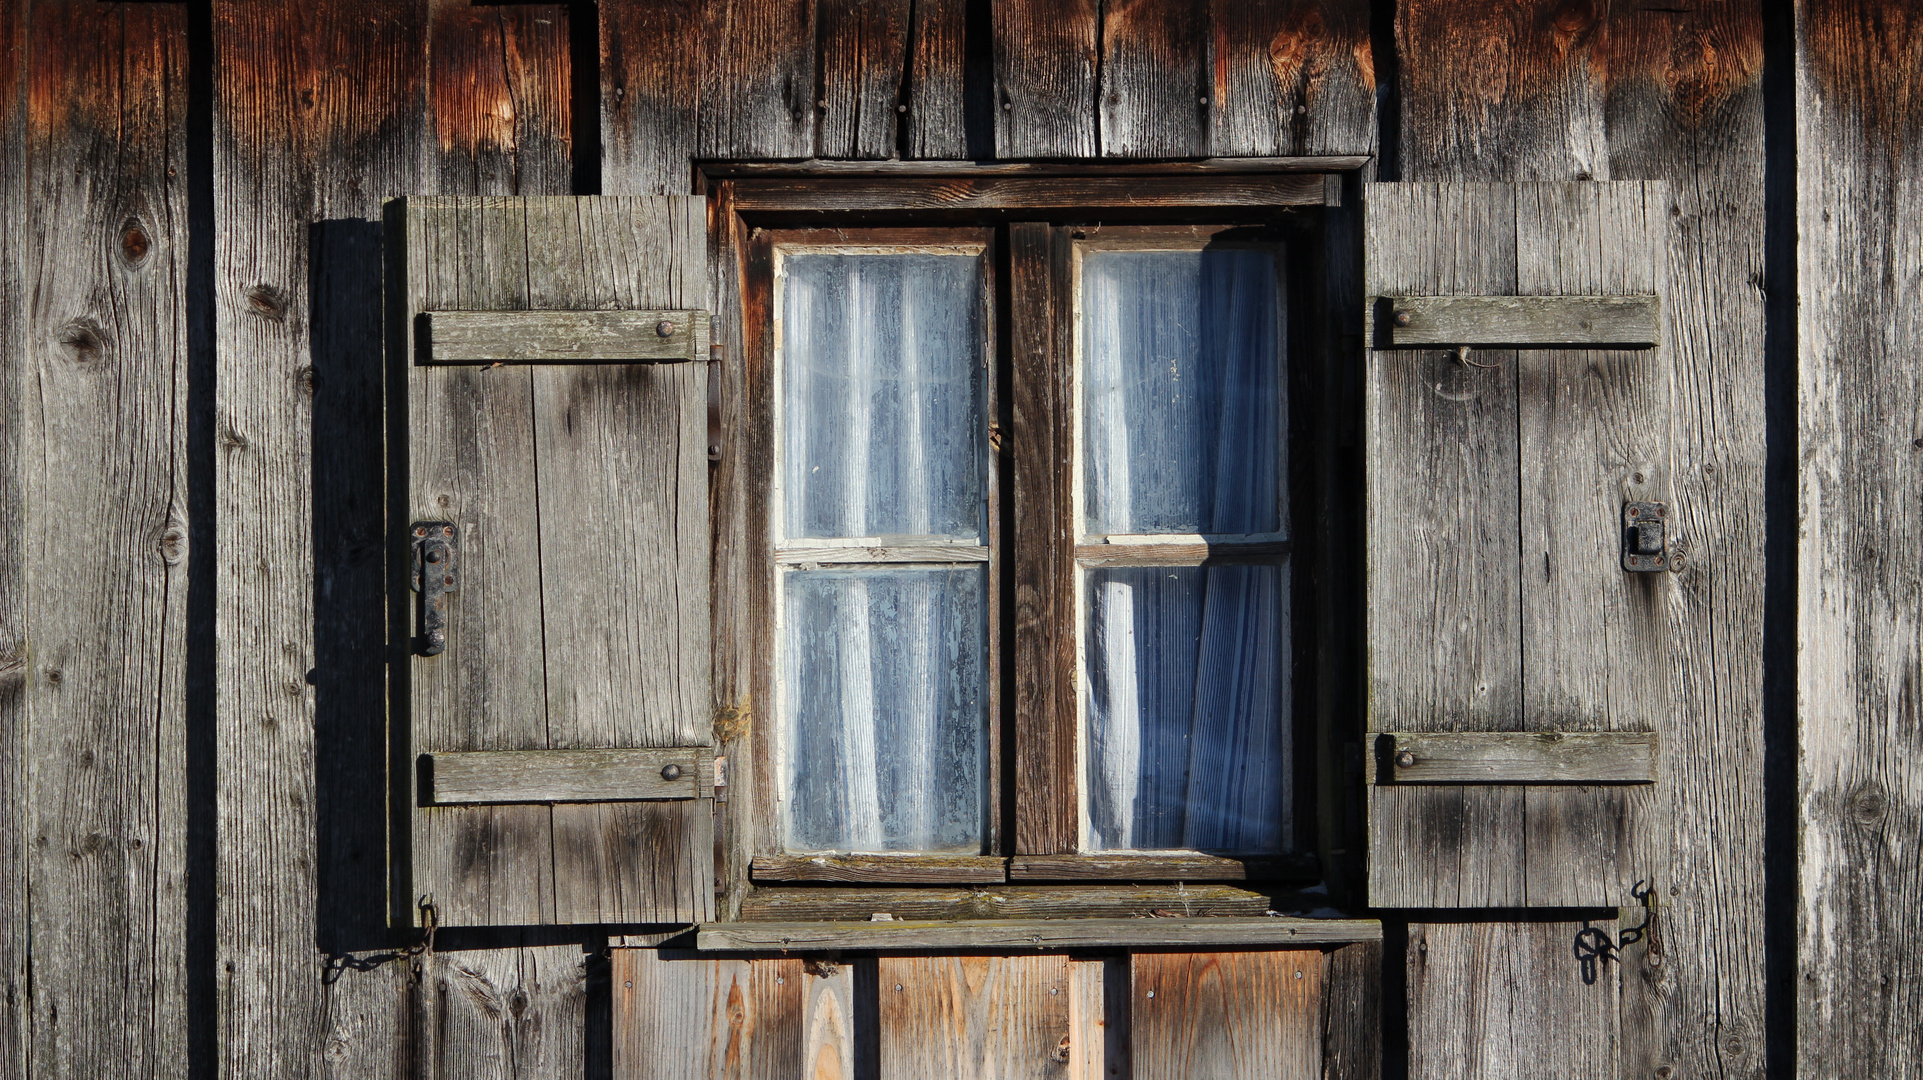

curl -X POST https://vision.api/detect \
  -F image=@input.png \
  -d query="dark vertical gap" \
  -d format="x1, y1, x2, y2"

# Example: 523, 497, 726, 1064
1091, 0, 1105, 156
961, 0, 994, 159
569, 0, 601, 194
1379, 917, 1409, 1080
895, 0, 918, 160
812, 0, 831, 158
1761, 0, 1798, 1076
1367, 0, 1399, 181
182, 2, 218, 1078
852, 955, 880, 1080
582, 936, 612, 1080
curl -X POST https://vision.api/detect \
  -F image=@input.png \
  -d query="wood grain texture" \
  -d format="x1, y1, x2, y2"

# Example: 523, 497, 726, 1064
739, 884, 1272, 921
1797, 1, 1923, 1074
419, 309, 708, 363
1066, 957, 1124, 1080
905, 0, 970, 158
1373, 294, 1661, 349
1208, 0, 1376, 158
416, 943, 587, 1080
994, 0, 1099, 158
1100, 0, 1208, 158
879, 954, 1071, 1079
699, 918, 1383, 951
427, 747, 716, 804
1386, 732, 1659, 784
724, 174, 1335, 213
752, 854, 1009, 884
602, 0, 702, 195
817, 0, 911, 160
703, 157, 1372, 177
1130, 951, 1323, 1080
699, 0, 816, 160
1008, 853, 1319, 882
613, 947, 808, 1080
1323, 942, 1382, 1080
0, 1, 24, 1071
21, 6, 190, 1079
427, 0, 571, 197
1406, 920, 1620, 1080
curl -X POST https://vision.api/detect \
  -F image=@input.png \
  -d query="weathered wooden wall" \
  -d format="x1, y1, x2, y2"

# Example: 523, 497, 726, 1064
2, 0, 1919, 1077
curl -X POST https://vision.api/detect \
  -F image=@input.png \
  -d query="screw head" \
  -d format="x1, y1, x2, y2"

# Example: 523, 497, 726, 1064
425, 547, 444, 563
1395, 750, 1417, 769
656, 320, 676, 338
414, 526, 428, 537
1393, 310, 1413, 328
660, 763, 683, 781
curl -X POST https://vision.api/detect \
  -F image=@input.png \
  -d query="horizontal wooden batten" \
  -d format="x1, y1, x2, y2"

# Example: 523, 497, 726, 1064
415, 309, 709, 364
1379, 731, 1659, 784
700, 156, 1372, 178
773, 544, 991, 565
694, 917, 1382, 952
1008, 852, 1319, 883
1369, 295, 1661, 349
727, 175, 1338, 215
736, 884, 1274, 921
1074, 539, 1289, 567
751, 854, 1009, 884
422, 747, 715, 805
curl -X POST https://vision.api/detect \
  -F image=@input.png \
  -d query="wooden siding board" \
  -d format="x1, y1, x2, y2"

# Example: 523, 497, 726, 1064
1099, 0, 1208, 158
879, 955, 1071, 1079
1323, 942, 1382, 1080
698, 0, 817, 161
994, 0, 1099, 158
1208, 0, 1377, 158
905, 0, 970, 159
22, 6, 190, 1079
1130, 951, 1323, 1080
817, 0, 912, 160
0, 0, 22, 1063
417, 942, 589, 1080
613, 948, 812, 1080
1797, 1, 1923, 1074
428, 1, 572, 197
602, 0, 703, 195
738, 884, 1273, 920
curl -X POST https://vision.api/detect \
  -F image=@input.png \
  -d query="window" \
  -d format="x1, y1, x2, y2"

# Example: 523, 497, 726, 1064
717, 174, 1334, 888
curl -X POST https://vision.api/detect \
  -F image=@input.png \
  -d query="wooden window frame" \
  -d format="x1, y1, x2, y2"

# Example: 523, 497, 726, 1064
705, 164, 1350, 904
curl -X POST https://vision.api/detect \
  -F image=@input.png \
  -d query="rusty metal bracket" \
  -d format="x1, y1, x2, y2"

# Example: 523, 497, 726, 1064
410, 521, 457, 655
1622, 502, 1668, 572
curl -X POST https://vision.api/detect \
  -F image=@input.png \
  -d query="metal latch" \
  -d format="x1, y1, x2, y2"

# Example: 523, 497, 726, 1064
1622, 502, 1668, 572
411, 521, 457, 655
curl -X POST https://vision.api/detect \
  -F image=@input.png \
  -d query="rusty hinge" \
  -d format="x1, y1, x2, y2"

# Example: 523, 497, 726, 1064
410, 521, 457, 655
707, 344, 723, 462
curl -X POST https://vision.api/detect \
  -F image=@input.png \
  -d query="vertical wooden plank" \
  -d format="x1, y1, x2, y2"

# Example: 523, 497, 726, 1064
428, 1, 572, 196
905, 0, 970, 159
994, 0, 1099, 159
1067, 957, 1127, 1080
1010, 222, 1076, 855
1098, 0, 1207, 158
1208, 0, 1377, 158
603, 0, 703, 195
1323, 942, 1382, 1080
22, 3, 190, 1078
614, 949, 806, 1080
879, 954, 1071, 1079
1797, 1, 1923, 1075
0, 0, 29, 1071
817, 0, 912, 160
1130, 951, 1322, 1080
418, 944, 588, 1080
800, 956, 861, 1080
1514, 182, 1668, 909
1364, 182, 1525, 909
698, 0, 816, 161
1406, 921, 1620, 1080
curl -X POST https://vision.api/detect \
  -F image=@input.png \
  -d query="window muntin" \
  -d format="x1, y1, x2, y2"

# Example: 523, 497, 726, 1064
771, 240, 994, 855
1072, 236, 1292, 855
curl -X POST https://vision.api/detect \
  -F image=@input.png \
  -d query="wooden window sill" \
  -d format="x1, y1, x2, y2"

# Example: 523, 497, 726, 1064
736, 884, 1276, 921
691, 916, 1381, 952
751, 854, 1008, 884
1008, 853, 1319, 883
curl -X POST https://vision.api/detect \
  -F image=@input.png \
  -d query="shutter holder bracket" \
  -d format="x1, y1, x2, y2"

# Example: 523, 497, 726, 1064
1622, 502, 1668, 572
411, 521, 458, 655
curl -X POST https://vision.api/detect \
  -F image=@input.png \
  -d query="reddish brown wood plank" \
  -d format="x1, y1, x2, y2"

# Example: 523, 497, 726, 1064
994, 0, 1099, 158
22, 5, 190, 1077
603, 0, 703, 194
817, 0, 912, 159
1130, 951, 1323, 1080
1100, 0, 1208, 157
1209, 0, 1377, 157
880, 955, 1072, 1078
429, 1, 571, 195
905, 0, 970, 158
699, 0, 816, 160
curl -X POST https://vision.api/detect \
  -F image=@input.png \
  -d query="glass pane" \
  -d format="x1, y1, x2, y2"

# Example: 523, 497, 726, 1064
781, 252, 985, 540
781, 564, 989, 853
1081, 247, 1284, 536
1083, 563, 1291, 853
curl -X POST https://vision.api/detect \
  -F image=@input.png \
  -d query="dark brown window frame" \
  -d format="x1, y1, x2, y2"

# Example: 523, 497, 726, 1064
702, 161, 1356, 907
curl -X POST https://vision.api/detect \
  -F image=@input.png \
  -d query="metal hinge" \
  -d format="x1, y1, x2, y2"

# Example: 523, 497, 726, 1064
410, 521, 457, 655
1622, 502, 1668, 572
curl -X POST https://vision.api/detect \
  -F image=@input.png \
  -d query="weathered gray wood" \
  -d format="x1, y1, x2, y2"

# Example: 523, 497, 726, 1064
1798, 3, 1923, 1074
426, 2, 571, 198
418, 309, 710, 364
698, 918, 1384, 952
701, 156, 1374, 177
402, 196, 714, 927
1407, 920, 1620, 1080
1208, 1, 1376, 158
614, 948, 807, 1080
23, 7, 190, 1078
879, 955, 1071, 1078
416, 943, 587, 1080
602, 0, 702, 196
697, 0, 815, 160
1385, 732, 1659, 784
1130, 951, 1323, 1080
1372, 295, 1661, 349
1323, 942, 1382, 1080
904, 0, 969, 159
426, 747, 716, 804
751, 854, 1009, 884
738, 884, 1272, 921
1008, 853, 1319, 882
1098, 0, 1207, 158
0, 3, 24, 1071
994, 0, 1099, 158
726, 174, 1336, 213
816, 0, 911, 160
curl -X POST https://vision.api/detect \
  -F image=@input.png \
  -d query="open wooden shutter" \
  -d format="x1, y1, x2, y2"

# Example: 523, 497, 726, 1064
1364, 182, 1669, 908
389, 196, 713, 926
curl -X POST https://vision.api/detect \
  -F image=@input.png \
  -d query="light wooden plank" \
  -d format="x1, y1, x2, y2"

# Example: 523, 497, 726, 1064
1373, 295, 1661, 348
879, 955, 1071, 1079
416, 942, 586, 1080
738, 884, 1272, 921
801, 955, 862, 1080
1384, 732, 1658, 784
1008, 853, 1319, 882
24, 8, 190, 1078
1067, 957, 1126, 1080
751, 854, 1009, 884
1208, 1, 1376, 157
1130, 951, 1323, 1080
0, 4, 23, 1072
1407, 920, 1619, 1080
418, 309, 709, 364
426, 747, 716, 804
613, 948, 805, 1080
697, 918, 1383, 952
